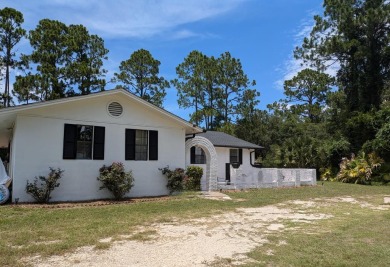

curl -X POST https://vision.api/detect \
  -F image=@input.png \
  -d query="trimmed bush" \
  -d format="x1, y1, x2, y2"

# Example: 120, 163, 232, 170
159, 166, 185, 194
184, 166, 203, 191
160, 166, 203, 193
25, 168, 64, 203
97, 162, 134, 200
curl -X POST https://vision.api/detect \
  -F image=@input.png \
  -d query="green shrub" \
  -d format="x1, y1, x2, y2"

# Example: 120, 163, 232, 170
320, 167, 336, 181
25, 168, 64, 203
159, 166, 185, 194
336, 152, 383, 184
97, 162, 134, 200
372, 162, 390, 184
184, 166, 203, 191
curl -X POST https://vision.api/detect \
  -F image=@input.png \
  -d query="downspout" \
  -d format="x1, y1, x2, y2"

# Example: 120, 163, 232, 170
250, 150, 262, 168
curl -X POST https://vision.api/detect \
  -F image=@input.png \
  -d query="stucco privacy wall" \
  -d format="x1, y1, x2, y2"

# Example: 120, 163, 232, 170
185, 136, 217, 191
231, 168, 317, 188
185, 144, 316, 189
11, 93, 188, 202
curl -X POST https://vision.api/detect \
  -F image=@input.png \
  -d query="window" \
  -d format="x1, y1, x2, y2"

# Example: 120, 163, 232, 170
229, 148, 243, 164
63, 124, 105, 160
135, 130, 148, 160
190, 147, 206, 164
125, 129, 158, 161
76, 125, 93, 159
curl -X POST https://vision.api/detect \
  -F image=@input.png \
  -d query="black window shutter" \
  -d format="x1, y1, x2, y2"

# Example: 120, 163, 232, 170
149, 130, 158, 160
190, 146, 196, 164
63, 124, 77, 159
93, 126, 105, 160
225, 163, 231, 181
125, 129, 135, 160
239, 148, 243, 164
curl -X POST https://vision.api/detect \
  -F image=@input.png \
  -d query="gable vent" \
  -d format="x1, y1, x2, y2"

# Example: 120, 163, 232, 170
108, 102, 123, 117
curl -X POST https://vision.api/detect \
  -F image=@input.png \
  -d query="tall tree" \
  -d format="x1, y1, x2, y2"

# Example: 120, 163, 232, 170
295, 0, 390, 112
0, 7, 26, 107
172, 50, 207, 126
13, 73, 42, 104
173, 51, 258, 129
283, 68, 334, 122
217, 52, 256, 124
15, 20, 109, 102
173, 51, 221, 129
236, 88, 260, 120
66, 25, 108, 95
114, 49, 168, 107
202, 55, 220, 129
28, 19, 68, 100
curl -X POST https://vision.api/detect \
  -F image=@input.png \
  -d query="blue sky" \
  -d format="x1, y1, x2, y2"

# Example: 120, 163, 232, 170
1, 0, 324, 120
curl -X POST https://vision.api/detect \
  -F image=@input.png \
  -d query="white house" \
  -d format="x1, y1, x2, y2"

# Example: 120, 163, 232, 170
185, 131, 263, 190
0, 89, 316, 203
0, 89, 203, 202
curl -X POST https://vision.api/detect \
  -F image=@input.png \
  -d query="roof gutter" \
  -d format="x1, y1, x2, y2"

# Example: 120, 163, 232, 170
185, 128, 205, 140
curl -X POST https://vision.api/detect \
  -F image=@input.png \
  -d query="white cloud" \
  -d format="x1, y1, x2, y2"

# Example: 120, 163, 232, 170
274, 10, 339, 90
168, 29, 218, 40
4, 0, 242, 39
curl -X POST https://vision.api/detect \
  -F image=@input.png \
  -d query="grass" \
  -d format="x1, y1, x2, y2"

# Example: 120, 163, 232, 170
0, 182, 389, 266
245, 198, 390, 267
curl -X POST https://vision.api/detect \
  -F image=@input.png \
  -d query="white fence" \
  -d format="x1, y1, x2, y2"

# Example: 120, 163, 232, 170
219, 167, 316, 190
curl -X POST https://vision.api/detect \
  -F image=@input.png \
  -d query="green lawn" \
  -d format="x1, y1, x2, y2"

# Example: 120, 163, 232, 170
0, 182, 389, 266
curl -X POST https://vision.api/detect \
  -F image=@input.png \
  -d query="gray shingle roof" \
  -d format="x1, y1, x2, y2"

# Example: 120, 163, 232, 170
196, 131, 263, 149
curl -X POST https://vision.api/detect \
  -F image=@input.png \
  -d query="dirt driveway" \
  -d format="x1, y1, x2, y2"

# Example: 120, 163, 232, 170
29, 196, 388, 267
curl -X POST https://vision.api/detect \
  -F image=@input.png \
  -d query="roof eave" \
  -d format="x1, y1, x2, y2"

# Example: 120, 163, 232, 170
0, 89, 201, 133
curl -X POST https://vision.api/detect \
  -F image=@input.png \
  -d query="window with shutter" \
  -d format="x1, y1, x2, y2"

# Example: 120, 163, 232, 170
63, 124, 105, 160
229, 148, 239, 163
126, 129, 158, 161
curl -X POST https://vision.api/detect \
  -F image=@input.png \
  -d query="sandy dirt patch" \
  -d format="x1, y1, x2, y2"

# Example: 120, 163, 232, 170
27, 196, 389, 267
28, 200, 333, 267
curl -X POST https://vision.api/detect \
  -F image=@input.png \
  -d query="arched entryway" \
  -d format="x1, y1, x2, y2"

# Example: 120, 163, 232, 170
185, 136, 217, 191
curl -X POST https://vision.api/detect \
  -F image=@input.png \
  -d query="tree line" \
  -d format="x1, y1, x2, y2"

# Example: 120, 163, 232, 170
1, 1, 390, 181
235, 0, 390, 182
0, 7, 257, 131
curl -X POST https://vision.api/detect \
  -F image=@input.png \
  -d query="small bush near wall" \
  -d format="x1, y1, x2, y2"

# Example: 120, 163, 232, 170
97, 162, 134, 200
184, 166, 203, 191
25, 168, 64, 203
159, 166, 185, 194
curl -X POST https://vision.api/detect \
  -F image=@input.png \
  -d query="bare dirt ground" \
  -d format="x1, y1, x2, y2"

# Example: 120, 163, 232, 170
28, 196, 388, 267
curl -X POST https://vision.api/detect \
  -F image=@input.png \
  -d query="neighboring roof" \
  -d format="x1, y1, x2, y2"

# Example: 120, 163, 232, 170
0, 88, 203, 136
196, 131, 263, 149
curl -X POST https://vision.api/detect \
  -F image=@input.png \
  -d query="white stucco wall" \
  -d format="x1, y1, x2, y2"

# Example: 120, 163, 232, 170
11, 93, 187, 202
214, 147, 254, 183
